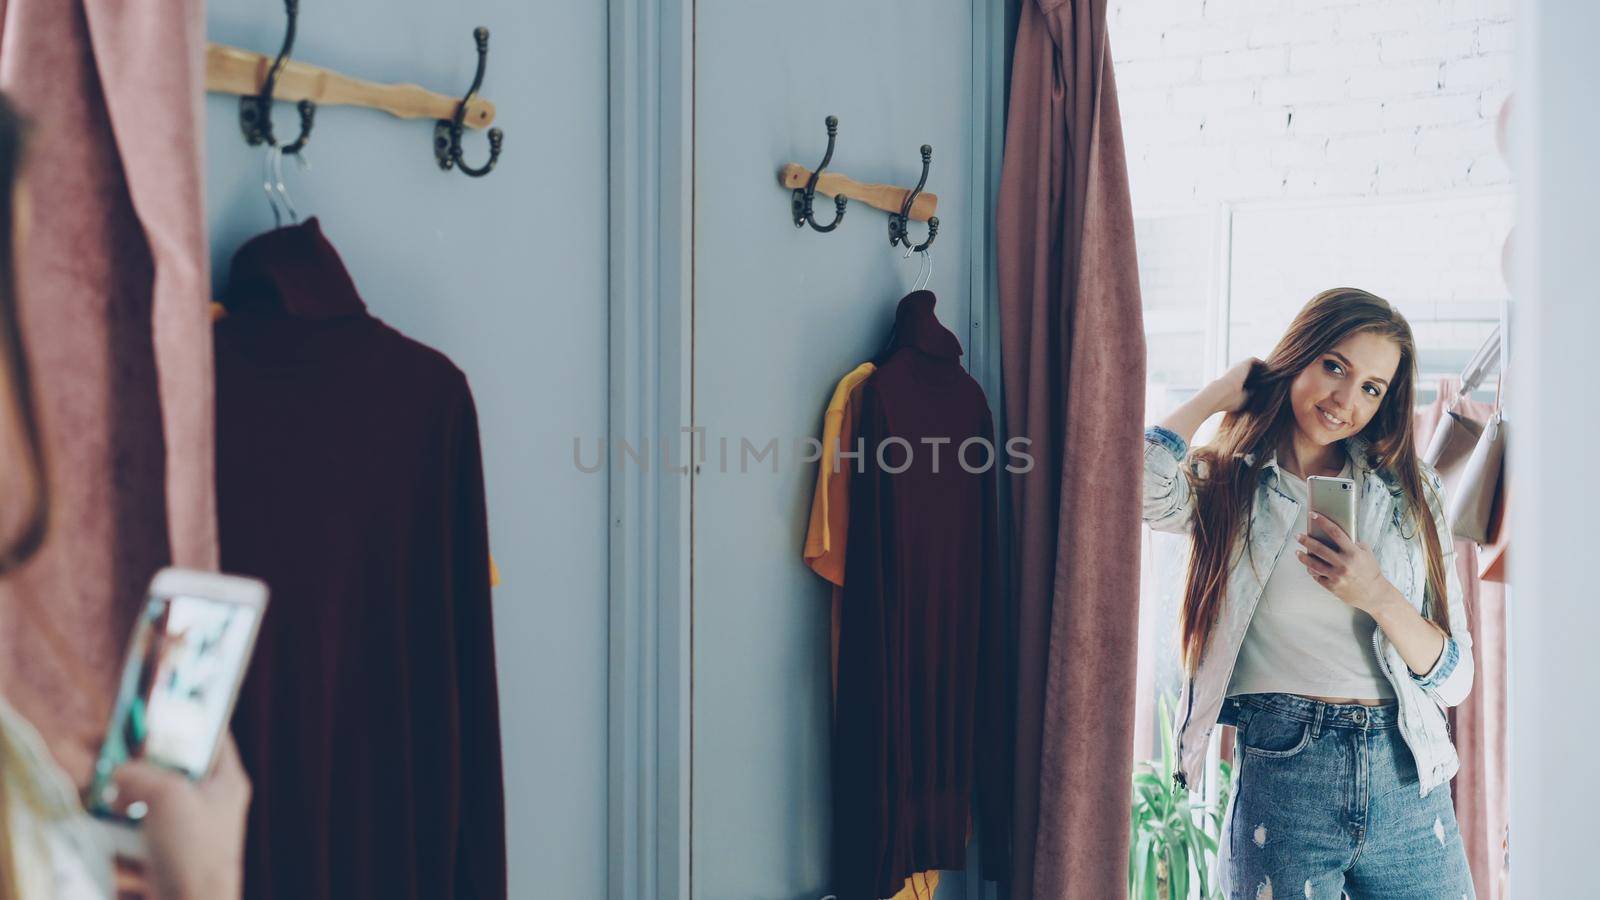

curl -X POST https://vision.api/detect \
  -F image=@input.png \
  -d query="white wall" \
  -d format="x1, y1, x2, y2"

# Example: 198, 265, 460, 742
1110, 0, 1514, 206
1109, 0, 1517, 399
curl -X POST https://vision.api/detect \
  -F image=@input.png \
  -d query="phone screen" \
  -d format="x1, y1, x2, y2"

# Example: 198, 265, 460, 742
87, 590, 262, 819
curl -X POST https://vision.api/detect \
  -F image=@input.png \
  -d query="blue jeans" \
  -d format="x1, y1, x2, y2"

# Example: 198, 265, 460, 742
1218, 693, 1474, 899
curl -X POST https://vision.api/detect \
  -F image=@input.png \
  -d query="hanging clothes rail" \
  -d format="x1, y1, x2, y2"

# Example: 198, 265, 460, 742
1457, 324, 1503, 396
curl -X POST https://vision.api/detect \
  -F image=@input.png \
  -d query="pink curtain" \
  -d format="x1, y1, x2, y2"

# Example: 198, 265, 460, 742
996, 0, 1147, 896
1414, 379, 1509, 899
0, 0, 215, 761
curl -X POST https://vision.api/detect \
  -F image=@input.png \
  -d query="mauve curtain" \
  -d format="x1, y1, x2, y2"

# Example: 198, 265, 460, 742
1414, 380, 1509, 900
0, 0, 215, 757
995, 0, 1146, 896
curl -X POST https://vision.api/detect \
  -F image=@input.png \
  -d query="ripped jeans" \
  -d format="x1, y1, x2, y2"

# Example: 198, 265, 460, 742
1218, 693, 1474, 900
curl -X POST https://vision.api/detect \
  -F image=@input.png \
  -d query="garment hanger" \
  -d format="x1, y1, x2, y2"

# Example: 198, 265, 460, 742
262, 145, 285, 227
1451, 324, 1502, 407
215, 145, 304, 321
261, 145, 299, 228
896, 221, 934, 294
908, 243, 933, 293
871, 245, 937, 365
273, 145, 302, 225
263, 143, 310, 228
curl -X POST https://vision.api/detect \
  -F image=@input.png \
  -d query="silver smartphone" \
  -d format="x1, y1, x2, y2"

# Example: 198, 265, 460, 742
1307, 475, 1358, 545
85, 567, 269, 824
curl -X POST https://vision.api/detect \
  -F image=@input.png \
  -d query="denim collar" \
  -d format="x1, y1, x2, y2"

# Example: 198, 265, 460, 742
1241, 432, 1408, 499
1243, 435, 1395, 492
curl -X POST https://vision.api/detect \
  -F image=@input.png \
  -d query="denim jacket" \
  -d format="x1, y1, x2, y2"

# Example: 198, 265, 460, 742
1142, 425, 1474, 797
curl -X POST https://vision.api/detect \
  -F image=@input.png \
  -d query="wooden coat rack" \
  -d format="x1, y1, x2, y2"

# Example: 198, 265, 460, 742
205, 0, 503, 177
778, 163, 937, 223
782, 116, 940, 253
206, 42, 497, 131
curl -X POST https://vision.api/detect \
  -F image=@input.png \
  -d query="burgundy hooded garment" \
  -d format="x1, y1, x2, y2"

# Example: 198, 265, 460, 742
214, 219, 506, 899
832, 291, 1013, 899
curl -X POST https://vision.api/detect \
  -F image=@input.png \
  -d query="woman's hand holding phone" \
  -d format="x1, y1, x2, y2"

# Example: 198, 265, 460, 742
111, 732, 250, 900
1295, 512, 1392, 615
82, 568, 266, 899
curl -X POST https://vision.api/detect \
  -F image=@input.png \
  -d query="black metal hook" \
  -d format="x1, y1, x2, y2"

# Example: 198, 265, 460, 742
888, 144, 937, 253
435, 27, 505, 178
239, 0, 316, 154
791, 116, 847, 232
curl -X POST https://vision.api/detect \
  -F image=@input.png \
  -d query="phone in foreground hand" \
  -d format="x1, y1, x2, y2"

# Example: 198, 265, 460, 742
1307, 474, 1358, 546
85, 567, 268, 824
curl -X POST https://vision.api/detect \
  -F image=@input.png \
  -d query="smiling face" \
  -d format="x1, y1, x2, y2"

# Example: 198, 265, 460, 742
1288, 329, 1402, 447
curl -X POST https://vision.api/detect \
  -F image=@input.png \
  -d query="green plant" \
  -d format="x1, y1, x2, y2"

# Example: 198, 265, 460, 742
1128, 697, 1233, 900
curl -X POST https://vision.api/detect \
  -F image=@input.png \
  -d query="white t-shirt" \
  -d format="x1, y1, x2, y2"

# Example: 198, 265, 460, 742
1226, 455, 1395, 701
0, 696, 112, 899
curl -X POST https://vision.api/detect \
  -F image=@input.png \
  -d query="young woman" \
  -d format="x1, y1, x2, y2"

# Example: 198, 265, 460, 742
0, 94, 250, 899
1143, 288, 1474, 898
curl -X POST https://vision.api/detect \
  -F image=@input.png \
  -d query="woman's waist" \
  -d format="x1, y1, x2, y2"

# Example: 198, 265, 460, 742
1295, 693, 1390, 707
1221, 691, 1400, 730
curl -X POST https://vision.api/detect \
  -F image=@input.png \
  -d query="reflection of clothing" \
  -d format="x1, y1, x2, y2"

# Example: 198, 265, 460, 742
803, 360, 941, 900
0, 695, 111, 899
1226, 455, 1395, 702
1144, 426, 1474, 797
832, 291, 1009, 900
1218, 694, 1473, 898
217, 219, 505, 899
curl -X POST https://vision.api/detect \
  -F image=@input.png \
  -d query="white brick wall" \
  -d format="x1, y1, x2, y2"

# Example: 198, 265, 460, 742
1109, 0, 1515, 208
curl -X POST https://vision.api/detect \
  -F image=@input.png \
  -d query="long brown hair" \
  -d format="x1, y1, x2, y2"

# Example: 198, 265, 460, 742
1178, 288, 1448, 673
0, 90, 52, 900
0, 93, 47, 574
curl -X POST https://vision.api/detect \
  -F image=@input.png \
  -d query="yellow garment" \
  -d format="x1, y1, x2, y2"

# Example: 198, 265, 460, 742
803, 363, 941, 900
804, 361, 877, 586
890, 869, 940, 899
803, 362, 876, 702
489, 553, 501, 587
